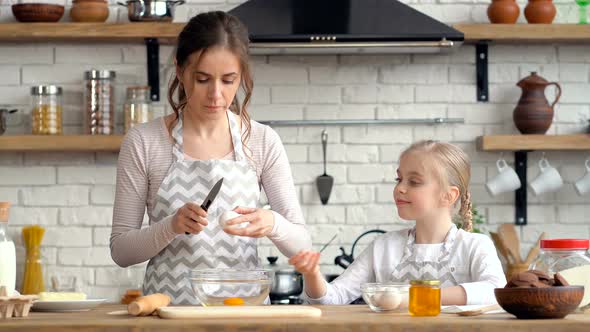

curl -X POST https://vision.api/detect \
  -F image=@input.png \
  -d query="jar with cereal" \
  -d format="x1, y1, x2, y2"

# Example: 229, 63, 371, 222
31, 85, 62, 135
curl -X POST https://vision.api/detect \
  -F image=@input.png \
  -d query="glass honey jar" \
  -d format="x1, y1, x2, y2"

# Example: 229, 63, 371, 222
409, 279, 441, 316
31, 85, 63, 135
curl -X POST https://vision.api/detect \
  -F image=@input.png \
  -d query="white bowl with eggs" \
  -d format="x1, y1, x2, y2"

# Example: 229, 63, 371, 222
361, 282, 410, 312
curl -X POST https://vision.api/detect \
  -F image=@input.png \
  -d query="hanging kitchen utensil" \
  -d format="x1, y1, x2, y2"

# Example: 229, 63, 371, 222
498, 224, 522, 263
316, 130, 334, 205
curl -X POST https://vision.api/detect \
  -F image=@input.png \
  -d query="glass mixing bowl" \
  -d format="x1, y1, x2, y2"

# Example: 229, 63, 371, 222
189, 269, 273, 306
361, 282, 410, 312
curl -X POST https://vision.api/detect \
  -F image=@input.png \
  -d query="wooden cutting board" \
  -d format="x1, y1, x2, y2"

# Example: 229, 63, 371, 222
158, 306, 322, 319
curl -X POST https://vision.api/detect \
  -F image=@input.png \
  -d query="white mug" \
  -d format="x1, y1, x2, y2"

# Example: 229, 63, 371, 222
529, 158, 563, 196
486, 159, 522, 196
574, 159, 590, 196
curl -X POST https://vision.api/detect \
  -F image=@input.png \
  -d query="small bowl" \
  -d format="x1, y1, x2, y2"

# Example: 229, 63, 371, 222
12, 3, 64, 22
190, 269, 273, 306
361, 283, 410, 312
494, 286, 584, 319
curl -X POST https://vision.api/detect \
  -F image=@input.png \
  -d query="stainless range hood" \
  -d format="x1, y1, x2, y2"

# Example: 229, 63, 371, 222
228, 0, 464, 54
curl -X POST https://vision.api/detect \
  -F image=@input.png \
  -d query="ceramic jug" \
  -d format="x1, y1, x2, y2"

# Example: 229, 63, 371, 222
488, 0, 520, 24
525, 0, 557, 24
513, 72, 561, 134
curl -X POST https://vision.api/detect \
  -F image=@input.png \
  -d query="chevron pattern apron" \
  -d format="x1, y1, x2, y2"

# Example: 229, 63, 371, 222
390, 225, 460, 287
143, 110, 260, 305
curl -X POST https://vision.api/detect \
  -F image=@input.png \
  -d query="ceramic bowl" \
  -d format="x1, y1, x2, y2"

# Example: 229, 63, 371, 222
361, 282, 410, 312
494, 286, 584, 319
190, 269, 273, 306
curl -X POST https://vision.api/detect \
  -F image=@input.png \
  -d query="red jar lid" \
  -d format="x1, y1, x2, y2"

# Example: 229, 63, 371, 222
540, 239, 590, 250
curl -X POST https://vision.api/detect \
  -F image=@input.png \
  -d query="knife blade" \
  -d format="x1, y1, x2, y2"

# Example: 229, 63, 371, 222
185, 178, 224, 235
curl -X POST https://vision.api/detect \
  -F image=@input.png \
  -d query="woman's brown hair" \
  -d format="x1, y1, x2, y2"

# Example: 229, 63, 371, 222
401, 140, 474, 232
168, 11, 254, 149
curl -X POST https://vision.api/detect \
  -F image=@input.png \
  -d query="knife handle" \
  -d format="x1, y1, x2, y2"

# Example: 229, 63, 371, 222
185, 204, 209, 235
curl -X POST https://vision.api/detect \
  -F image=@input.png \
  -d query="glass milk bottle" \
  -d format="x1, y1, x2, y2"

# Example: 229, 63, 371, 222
0, 202, 16, 296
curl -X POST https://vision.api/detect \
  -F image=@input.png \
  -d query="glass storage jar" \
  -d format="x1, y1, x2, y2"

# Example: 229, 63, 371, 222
124, 86, 152, 133
530, 239, 590, 309
84, 69, 115, 135
409, 279, 441, 316
31, 85, 62, 135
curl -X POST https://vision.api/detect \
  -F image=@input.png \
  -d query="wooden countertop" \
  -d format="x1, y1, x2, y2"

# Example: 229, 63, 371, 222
0, 304, 589, 332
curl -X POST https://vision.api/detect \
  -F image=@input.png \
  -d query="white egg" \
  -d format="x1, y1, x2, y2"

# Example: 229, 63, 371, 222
372, 290, 402, 310
219, 210, 247, 229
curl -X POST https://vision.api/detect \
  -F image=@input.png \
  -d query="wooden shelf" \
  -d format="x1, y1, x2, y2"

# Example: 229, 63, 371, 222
454, 23, 590, 43
477, 134, 590, 151
0, 23, 588, 44
0, 135, 123, 152
0, 23, 183, 43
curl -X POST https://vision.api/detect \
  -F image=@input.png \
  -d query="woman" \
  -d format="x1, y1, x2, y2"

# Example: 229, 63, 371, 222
110, 11, 312, 305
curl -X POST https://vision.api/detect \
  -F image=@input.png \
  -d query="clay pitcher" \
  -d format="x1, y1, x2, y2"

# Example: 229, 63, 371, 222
488, 0, 520, 24
524, 0, 556, 23
513, 72, 561, 134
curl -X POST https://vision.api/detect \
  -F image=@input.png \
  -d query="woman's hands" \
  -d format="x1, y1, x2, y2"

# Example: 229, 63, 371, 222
171, 203, 209, 234
222, 206, 275, 237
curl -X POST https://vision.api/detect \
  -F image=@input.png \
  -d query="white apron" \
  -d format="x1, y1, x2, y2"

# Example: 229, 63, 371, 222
390, 225, 461, 287
143, 110, 260, 304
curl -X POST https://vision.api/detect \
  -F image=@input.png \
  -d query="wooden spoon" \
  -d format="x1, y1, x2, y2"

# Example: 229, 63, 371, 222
490, 231, 515, 264
498, 224, 522, 263
457, 304, 502, 316
524, 232, 545, 265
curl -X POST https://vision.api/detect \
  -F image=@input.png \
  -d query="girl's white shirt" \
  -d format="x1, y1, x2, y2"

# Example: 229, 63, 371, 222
304, 228, 506, 305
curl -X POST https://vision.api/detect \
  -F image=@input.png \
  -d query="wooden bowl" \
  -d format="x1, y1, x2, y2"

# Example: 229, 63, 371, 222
70, 2, 109, 22
12, 4, 64, 22
494, 286, 584, 319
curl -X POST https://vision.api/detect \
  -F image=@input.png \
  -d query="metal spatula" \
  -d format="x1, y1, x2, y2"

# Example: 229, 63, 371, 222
316, 130, 334, 205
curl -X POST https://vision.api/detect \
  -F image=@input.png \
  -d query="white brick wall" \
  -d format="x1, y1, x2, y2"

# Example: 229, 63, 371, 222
0, 1, 589, 302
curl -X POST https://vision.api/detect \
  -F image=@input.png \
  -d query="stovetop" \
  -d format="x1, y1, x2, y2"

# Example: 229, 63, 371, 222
271, 296, 304, 305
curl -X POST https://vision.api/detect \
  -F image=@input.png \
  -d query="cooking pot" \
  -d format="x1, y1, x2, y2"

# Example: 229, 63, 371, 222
0, 108, 17, 136
117, 0, 184, 22
265, 256, 303, 302
334, 229, 386, 269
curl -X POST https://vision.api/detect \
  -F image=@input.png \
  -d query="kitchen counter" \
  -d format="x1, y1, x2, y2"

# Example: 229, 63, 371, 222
1, 304, 589, 332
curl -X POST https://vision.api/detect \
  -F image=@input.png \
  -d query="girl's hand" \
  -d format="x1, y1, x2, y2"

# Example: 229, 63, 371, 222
222, 206, 275, 238
171, 203, 209, 234
288, 250, 321, 277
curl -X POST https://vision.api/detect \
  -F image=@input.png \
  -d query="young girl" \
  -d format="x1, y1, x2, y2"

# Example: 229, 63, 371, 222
290, 140, 506, 305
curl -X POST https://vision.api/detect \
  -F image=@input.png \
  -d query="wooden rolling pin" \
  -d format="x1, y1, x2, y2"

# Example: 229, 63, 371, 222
128, 293, 171, 316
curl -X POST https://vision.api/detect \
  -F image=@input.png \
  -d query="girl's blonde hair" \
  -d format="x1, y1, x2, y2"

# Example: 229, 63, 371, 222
401, 140, 473, 232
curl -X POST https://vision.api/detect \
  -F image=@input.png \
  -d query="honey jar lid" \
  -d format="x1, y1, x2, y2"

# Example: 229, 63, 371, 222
410, 279, 440, 286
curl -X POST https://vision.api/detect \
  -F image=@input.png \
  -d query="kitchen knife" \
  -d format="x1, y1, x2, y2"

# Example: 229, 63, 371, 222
185, 178, 224, 235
